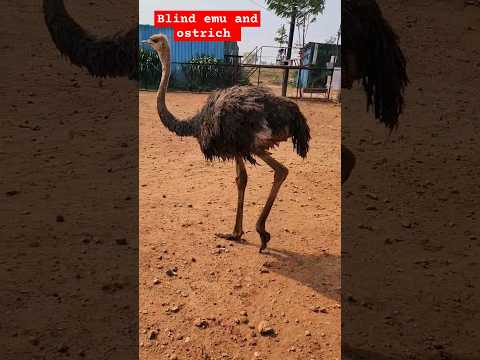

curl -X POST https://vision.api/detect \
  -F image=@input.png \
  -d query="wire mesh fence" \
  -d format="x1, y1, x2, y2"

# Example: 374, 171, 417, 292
139, 48, 248, 91
139, 47, 339, 100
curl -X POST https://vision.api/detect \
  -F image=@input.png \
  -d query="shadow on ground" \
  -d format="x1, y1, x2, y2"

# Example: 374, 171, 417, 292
240, 240, 340, 302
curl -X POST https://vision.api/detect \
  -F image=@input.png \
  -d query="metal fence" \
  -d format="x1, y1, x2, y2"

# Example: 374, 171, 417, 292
139, 48, 247, 91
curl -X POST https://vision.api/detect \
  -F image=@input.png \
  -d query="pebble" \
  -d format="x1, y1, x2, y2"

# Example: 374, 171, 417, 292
305, 330, 312, 336
240, 316, 249, 324
153, 278, 160, 285
166, 268, 177, 277
148, 330, 158, 340
194, 318, 209, 329
167, 305, 180, 313
257, 321, 275, 336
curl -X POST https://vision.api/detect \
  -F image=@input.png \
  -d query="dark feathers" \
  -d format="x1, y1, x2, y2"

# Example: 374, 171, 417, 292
342, 0, 408, 128
43, 0, 138, 79
196, 86, 310, 163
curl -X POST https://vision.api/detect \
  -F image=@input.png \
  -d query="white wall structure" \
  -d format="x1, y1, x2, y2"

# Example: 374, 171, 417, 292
327, 67, 341, 91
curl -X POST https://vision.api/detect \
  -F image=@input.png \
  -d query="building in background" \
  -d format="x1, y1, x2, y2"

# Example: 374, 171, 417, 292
298, 42, 341, 94
139, 25, 239, 83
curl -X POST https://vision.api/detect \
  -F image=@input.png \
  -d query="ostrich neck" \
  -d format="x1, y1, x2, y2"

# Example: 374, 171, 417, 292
43, 0, 137, 78
156, 51, 198, 137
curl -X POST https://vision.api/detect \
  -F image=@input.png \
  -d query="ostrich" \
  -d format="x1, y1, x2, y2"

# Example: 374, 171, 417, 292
43, 0, 405, 187
43, 0, 405, 222
341, 0, 408, 183
142, 34, 310, 252
42, 0, 310, 252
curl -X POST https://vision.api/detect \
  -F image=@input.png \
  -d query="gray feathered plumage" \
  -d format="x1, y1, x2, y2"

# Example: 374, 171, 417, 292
342, 0, 408, 129
191, 85, 310, 164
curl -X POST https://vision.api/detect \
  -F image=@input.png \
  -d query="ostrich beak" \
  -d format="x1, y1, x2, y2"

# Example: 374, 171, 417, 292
141, 40, 150, 45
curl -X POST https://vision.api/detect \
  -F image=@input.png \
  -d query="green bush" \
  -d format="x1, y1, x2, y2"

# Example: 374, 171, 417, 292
139, 50, 248, 91
181, 55, 236, 91
138, 47, 162, 90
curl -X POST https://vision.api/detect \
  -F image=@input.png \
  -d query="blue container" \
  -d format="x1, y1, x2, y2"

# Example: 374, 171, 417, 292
139, 25, 238, 82
298, 42, 340, 89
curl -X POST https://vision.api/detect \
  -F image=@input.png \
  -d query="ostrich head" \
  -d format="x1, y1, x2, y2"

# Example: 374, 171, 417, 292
142, 34, 170, 65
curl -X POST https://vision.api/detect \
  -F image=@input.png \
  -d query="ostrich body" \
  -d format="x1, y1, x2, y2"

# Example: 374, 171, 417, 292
144, 34, 310, 252
340, 0, 408, 183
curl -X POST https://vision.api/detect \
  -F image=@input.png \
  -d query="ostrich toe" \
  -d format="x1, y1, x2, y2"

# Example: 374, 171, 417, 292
215, 232, 244, 242
258, 231, 271, 253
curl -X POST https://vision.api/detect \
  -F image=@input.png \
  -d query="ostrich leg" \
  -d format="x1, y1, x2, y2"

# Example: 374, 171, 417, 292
216, 156, 247, 241
256, 153, 288, 253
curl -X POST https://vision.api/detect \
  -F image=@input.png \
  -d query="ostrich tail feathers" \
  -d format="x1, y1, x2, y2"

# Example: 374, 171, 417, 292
290, 111, 310, 158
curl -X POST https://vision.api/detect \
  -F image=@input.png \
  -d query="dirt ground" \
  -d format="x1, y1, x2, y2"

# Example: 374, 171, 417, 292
2, 1, 139, 359
4, 0, 478, 359
139, 90, 340, 359
342, 1, 480, 358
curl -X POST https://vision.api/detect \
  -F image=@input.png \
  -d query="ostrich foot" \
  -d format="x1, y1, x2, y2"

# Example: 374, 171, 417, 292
258, 231, 271, 253
215, 232, 244, 242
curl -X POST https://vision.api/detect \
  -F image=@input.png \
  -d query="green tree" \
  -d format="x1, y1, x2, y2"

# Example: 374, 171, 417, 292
296, 13, 316, 49
265, 0, 325, 95
274, 24, 288, 47
325, 34, 337, 44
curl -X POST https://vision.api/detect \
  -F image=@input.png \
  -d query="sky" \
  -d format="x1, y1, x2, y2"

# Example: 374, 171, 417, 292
139, 0, 340, 55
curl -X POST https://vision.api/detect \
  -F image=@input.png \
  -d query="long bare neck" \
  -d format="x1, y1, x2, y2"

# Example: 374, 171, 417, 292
156, 48, 198, 137
43, 0, 137, 79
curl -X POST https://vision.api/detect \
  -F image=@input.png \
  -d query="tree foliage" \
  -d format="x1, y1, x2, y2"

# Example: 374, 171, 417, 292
265, 0, 325, 23
274, 24, 288, 46
266, 0, 325, 95
296, 13, 316, 48
325, 34, 338, 44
